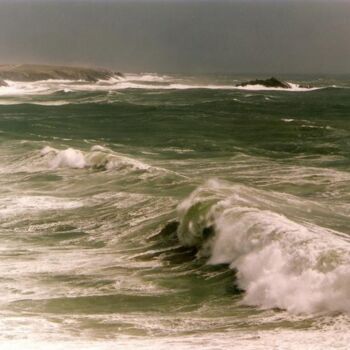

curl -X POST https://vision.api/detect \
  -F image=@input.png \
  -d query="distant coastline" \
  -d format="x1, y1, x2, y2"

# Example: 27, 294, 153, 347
0, 64, 123, 82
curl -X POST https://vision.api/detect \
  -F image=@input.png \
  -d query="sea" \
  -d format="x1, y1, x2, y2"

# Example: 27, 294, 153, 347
0, 73, 349, 349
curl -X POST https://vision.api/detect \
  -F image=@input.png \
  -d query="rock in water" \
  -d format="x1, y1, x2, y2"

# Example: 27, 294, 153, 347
236, 77, 291, 89
0, 64, 123, 82
0, 79, 8, 87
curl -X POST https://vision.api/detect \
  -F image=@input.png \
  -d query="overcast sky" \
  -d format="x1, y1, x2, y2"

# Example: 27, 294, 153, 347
0, 0, 349, 74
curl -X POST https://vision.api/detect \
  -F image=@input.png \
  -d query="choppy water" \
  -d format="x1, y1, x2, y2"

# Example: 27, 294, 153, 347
0, 73, 350, 349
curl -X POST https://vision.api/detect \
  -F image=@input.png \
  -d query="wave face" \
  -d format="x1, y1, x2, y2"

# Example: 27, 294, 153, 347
177, 180, 350, 314
0, 73, 350, 349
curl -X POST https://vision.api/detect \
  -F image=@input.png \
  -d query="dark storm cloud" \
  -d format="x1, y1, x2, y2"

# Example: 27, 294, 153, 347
0, 0, 349, 73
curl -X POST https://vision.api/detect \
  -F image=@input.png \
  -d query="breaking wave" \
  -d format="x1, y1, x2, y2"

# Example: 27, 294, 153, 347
122, 73, 171, 82
40, 145, 151, 171
176, 179, 350, 315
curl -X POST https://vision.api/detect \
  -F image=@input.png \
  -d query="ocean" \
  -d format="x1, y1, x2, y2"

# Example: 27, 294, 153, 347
0, 73, 349, 349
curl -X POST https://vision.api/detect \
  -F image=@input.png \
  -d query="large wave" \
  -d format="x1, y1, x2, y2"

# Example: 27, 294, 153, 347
176, 179, 350, 314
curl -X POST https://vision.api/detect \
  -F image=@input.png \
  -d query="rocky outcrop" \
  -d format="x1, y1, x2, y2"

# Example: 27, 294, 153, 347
236, 77, 291, 89
0, 79, 8, 87
0, 64, 123, 82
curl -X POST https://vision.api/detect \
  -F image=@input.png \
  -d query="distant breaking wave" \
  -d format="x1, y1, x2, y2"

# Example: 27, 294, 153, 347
234, 82, 320, 92
176, 179, 350, 315
40, 145, 151, 171
0, 74, 326, 99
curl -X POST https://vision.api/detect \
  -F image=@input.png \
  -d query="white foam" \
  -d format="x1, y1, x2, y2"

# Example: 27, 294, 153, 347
49, 148, 86, 169
123, 73, 170, 82
32, 101, 71, 106
90, 145, 110, 152
0, 195, 82, 218
177, 180, 350, 315
40, 146, 58, 156
1, 320, 350, 350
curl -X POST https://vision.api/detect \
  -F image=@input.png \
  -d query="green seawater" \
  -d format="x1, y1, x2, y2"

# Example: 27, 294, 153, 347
0, 74, 349, 349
